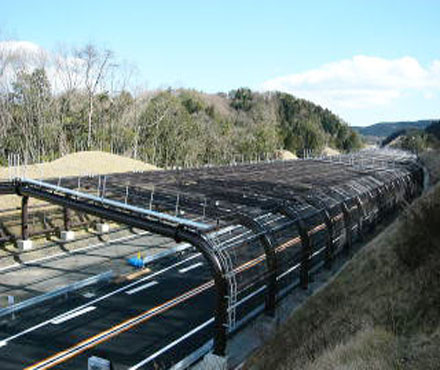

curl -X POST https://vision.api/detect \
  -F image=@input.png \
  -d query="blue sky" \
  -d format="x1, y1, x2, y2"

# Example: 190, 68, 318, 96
1, 0, 440, 125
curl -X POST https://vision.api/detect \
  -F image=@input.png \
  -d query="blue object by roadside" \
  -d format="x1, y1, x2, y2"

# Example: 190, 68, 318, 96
127, 256, 144, 268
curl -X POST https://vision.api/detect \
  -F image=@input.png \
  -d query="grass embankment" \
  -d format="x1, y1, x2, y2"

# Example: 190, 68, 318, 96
247, 151, 440, 370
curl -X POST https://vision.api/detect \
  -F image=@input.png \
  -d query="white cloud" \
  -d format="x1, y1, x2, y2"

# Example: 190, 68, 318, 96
0, 40, 138, 95
0, 40, 80, 92
261, 55, 440, 111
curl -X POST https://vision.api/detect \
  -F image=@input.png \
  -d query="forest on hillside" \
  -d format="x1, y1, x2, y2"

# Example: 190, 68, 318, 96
0, 43, 362, 167
381, 121, 440, 154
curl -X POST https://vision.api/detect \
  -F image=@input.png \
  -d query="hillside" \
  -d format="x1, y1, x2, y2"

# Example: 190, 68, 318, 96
353, 120, 435, 138
247, 151, 440, 370
0, 68, 362, 168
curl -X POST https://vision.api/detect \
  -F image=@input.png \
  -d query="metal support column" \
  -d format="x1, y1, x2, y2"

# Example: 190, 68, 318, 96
354, 196, 365, 242
297, 218, 311, 289
276, 204, 312, 289
21, 195, 29, 240
63, 207, 71, 231
322, 209, 334, 270
237, 214, 278, 316
177, 230, 228, 356
341, 202, 352, 255
302, 198, 334, 270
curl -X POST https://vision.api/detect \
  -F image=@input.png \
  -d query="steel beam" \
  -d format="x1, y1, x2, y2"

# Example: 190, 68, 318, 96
19, 178, 213, 232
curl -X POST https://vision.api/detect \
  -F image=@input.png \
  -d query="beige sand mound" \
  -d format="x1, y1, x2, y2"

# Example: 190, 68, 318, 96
0, 151, 158, 210
321, 146, 340, 156
274, 149, 298, 160
1, 151, 158, 180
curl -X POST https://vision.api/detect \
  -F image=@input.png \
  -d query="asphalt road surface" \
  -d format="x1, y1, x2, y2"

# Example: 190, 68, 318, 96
0, 230, 329, 369
0, 249, 216, 369
0, 232, 172, 301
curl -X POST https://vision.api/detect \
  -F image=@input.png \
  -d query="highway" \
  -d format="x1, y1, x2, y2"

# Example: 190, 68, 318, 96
0, 249, 215, 369
0, 228, 329, 369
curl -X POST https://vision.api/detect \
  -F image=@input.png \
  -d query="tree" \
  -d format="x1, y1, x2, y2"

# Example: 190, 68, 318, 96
75, 44, 113, 149
229, 88, 254, 111
10, 68, 54, 160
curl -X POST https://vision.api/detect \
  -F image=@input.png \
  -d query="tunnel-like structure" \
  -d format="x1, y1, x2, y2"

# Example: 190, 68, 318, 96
3, 149, 424, 356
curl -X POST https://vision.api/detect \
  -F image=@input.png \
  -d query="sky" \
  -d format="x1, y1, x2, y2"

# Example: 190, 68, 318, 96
1, 0, 439, 126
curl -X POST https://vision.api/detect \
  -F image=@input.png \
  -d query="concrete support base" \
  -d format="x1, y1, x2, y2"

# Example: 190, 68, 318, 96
88, 356, 111, 370
96, 223, 110, 234
199, 354, 228, 370
60, 230, 75, 241
17, 239, 33, 251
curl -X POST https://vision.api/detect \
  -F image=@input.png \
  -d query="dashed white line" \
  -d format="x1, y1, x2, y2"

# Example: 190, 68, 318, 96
25, 281, 214, 370
51, 306, 97, 325
178, 262, 204, 274
126, 281, 158, 295
0, 253, 202, 346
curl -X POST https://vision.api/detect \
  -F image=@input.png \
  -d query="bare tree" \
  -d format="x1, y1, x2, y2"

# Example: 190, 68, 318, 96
53, 44, 82, 92
76, 44, 113, 149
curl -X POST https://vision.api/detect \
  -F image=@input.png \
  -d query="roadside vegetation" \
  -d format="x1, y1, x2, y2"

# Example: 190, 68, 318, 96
0, 43, 362, 168
246, 151, 440, 370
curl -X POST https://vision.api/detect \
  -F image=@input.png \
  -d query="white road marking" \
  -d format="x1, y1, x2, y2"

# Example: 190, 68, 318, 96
130, 283, 270, 369
0, 341, 6, 348
50, 306, 97, 325
126, 281, 158, 295
25, 281, 214, 370
0, 263, 20, 273
178, 262, 204, 274
129, 318, 215, 370
0, 253, 202, 346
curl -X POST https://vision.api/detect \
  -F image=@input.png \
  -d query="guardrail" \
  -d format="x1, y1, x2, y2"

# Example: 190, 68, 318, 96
0, 270, 113, 319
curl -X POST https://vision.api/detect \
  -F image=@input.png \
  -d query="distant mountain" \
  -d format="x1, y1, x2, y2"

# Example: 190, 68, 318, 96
352, 120, 436, 138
